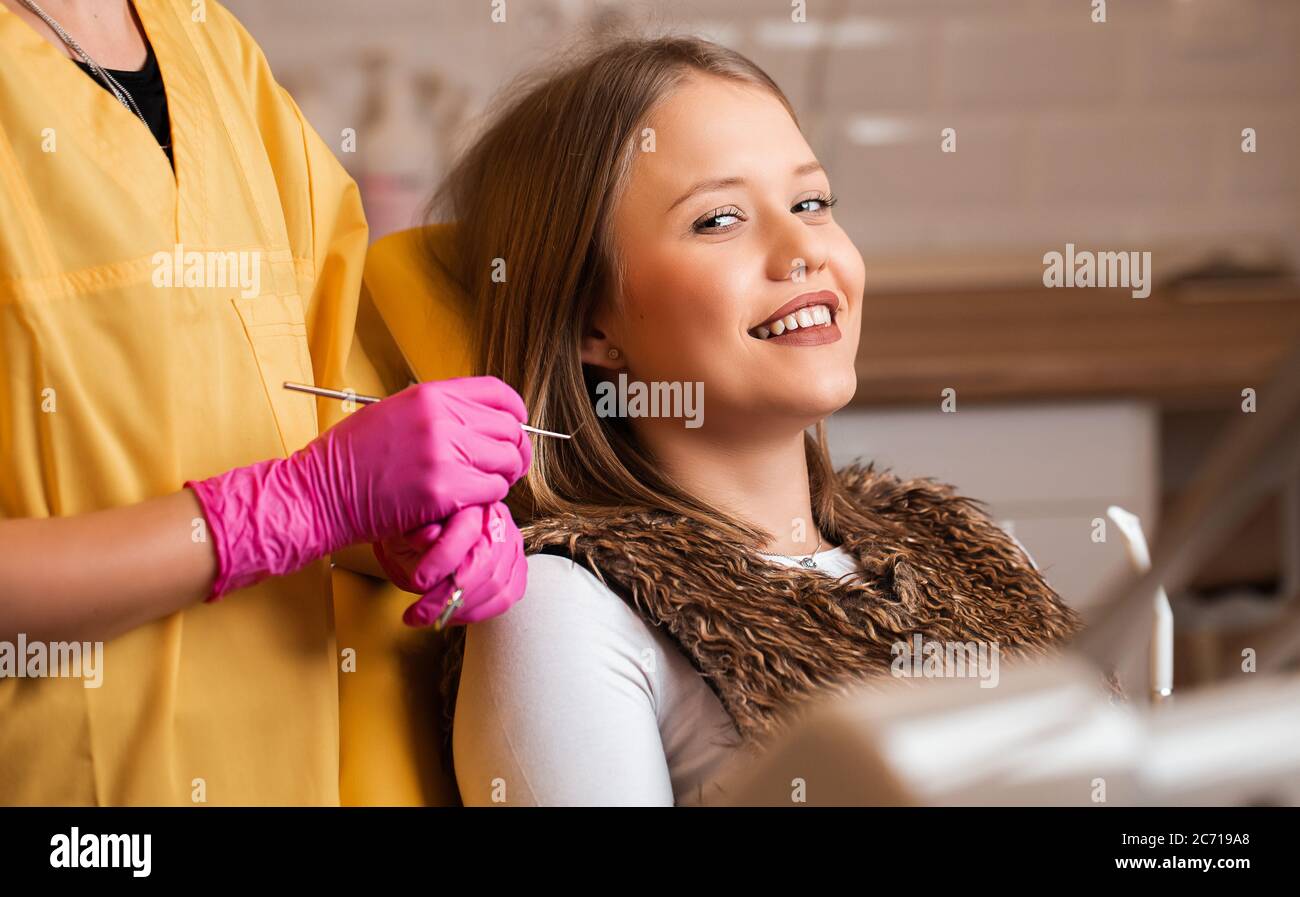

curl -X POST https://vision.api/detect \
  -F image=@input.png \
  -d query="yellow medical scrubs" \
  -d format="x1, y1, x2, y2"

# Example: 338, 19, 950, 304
0, 1, 367, 804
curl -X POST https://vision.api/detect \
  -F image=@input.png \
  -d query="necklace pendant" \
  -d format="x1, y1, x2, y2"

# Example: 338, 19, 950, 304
800, 557, 817, 569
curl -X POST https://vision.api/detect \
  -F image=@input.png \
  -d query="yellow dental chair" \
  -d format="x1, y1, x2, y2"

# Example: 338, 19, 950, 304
329, 224, 470, 807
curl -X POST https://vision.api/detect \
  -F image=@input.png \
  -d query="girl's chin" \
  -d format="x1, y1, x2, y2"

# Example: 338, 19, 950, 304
737, 385, 858, 428
773, 369, 858, 410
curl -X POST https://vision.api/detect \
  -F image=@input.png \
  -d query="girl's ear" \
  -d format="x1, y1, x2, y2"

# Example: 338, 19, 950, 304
580, 308, 627, 371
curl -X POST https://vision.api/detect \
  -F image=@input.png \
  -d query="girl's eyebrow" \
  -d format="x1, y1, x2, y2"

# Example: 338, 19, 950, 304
667, 176, 744, 213
666, 160, 825, 213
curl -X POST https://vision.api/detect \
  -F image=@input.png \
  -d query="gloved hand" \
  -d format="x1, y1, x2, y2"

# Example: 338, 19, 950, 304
187, 376, 532, 600
373, 500, 528, 627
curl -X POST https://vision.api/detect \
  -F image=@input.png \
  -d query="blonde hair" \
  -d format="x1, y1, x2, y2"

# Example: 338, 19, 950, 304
427, 34, 843, 545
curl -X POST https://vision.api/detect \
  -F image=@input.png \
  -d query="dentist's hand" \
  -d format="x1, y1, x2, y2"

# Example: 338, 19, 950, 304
187, 376, 532, 600
374, 501, 528, 627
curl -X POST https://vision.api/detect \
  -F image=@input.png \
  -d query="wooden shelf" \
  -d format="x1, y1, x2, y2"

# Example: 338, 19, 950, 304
852, 282, 1300, 409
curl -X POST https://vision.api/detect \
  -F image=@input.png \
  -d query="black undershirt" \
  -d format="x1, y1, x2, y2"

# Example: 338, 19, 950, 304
74, 40, 173, 166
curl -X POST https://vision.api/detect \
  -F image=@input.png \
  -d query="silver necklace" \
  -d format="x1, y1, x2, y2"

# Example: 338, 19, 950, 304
20, 0, 152, 133
763, 535, 825, 569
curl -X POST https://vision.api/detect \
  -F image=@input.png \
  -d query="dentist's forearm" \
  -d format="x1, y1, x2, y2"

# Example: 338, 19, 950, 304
0, 490, 215, 644
0, 377, 534, 643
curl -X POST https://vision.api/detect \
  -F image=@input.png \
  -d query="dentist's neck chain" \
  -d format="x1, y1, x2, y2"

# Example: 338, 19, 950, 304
19, 0, 153, 137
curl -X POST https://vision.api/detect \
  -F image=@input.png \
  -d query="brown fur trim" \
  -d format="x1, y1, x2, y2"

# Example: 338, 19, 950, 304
438, 463, 1089, 760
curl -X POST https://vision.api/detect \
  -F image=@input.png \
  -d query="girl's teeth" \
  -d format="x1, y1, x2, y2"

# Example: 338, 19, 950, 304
751, 303, 835, 339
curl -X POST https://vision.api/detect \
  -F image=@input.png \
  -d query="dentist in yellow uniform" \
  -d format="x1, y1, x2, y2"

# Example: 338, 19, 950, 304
0, 0, 531, 806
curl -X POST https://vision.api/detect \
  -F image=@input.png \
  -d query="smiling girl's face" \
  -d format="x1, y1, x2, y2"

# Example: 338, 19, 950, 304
583, 74, 865, 439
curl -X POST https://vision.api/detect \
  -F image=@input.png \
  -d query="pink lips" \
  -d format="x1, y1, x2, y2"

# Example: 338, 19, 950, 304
757, 289, 840, 328
751, 289, 842, 347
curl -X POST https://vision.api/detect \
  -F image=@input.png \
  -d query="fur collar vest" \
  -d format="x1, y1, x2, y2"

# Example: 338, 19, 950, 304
439, 464, 1085, 748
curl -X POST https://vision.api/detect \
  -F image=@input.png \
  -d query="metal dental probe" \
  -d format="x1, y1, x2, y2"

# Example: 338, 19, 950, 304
282, 381, 571, 439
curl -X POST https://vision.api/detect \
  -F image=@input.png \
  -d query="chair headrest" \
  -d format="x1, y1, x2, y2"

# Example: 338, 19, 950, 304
362, 223, 474, 383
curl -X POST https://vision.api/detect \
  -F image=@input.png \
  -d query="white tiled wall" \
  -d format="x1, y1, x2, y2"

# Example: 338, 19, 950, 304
226, 0, 1300, 272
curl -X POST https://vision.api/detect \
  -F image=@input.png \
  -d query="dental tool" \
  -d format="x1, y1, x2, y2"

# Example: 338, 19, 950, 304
434, 584, 465, 633
282, 382, 571, 439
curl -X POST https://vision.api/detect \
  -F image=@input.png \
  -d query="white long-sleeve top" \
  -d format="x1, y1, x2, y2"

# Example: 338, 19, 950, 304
451, 546, 863, 806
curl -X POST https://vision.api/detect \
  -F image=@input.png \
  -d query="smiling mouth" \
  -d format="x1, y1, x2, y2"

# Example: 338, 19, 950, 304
748, 302, 837, 340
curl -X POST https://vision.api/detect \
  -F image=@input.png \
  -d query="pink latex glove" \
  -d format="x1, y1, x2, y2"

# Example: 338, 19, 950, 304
187, 377, 532, 600
373, 500, 528, 627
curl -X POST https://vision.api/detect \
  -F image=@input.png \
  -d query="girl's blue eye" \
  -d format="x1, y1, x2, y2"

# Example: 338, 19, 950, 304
693, 206, 745, 233
793, 193, 838, 215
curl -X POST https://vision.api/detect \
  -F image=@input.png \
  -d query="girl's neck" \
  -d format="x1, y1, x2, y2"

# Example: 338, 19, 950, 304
637, 419, 825, 557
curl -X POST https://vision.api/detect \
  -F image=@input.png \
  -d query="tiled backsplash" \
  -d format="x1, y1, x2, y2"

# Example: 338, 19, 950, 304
228, 0, 1300, 282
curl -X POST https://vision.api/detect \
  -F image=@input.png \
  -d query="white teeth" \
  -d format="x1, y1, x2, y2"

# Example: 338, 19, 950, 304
750, 303, 836, 339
